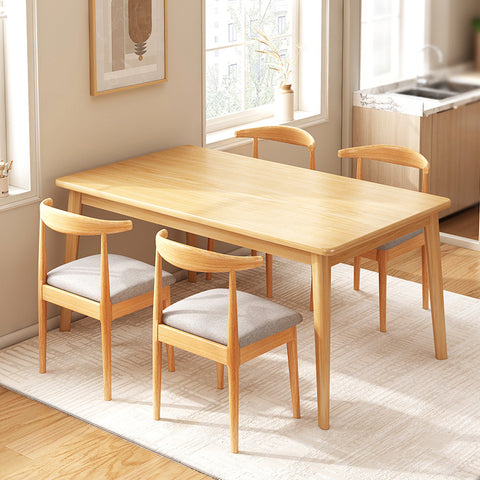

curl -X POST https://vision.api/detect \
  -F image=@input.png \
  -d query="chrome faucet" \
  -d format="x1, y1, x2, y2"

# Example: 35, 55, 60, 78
416, 44, 444, 86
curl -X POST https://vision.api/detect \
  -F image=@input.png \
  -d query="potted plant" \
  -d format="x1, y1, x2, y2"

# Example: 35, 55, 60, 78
255, 29, 294, 122
0, 160, 12, 197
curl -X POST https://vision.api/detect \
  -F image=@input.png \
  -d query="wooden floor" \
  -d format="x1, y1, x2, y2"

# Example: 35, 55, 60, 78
1, 243, 479, 480
440, 204, 479, 240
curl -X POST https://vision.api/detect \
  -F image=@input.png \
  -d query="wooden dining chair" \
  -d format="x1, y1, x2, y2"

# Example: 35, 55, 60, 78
153, 229, 301, 453
38, 198, 176, 401
337, 145, 430, 332
207, 125, 316, 299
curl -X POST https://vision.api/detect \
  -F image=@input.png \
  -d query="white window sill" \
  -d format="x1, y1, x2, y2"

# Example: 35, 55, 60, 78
0, 185, 39, 211
206, 110, 323, 150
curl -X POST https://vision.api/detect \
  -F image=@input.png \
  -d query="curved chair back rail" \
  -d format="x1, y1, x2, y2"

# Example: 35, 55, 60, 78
235, 125, 316, 170
156, 229, 263, 273
40, 198, 132, 236
338, 144, 430, 192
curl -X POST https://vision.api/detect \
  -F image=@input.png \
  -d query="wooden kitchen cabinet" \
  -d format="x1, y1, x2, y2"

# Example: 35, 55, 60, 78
353, 103, 480, 218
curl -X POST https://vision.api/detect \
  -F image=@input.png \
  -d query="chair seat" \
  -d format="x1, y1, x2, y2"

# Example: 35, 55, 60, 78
377, 229, 423, 250
47, 254, 176, 304
162, 288, 302, 347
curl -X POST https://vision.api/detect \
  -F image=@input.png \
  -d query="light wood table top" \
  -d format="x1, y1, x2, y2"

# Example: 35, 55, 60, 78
56, 144, 451, 431
56, 145, 450, 261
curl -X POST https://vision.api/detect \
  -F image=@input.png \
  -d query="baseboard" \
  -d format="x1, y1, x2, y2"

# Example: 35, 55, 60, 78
0, 312, 84, 350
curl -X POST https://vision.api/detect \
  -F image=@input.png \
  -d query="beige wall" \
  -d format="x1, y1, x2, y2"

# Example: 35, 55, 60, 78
2, 0, 477, 342
0, 0, 344, 342
429, 0, 480, 66
0, 0, 203, 338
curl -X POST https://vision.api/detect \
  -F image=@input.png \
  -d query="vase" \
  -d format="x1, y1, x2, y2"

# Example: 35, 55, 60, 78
0, 176, 8, 197
275, 84, 294, 122
476, 32, 480, 70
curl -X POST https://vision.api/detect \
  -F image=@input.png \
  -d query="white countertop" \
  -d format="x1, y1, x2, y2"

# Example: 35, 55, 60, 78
353, 64, 480, 117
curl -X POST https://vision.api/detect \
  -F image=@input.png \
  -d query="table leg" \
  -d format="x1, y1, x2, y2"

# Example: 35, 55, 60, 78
311, 254, 331, 429
424, 215, 447, 360
186, 233, 197, 282
60, 191, 82, 331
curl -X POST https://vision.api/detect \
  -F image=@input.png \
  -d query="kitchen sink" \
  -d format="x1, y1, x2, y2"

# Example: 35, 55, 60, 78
396, 87, 457, 100
423, 80, 480, 93
395, 80, 480, 100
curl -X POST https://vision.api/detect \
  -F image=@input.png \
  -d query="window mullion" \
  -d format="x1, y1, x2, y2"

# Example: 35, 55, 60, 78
242, 0, 246, 112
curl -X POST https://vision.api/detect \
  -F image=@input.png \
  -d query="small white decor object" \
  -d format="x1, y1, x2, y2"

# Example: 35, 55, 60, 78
276, 83, 294, 122
0, 160, 12, 197
0, 175, 8, 197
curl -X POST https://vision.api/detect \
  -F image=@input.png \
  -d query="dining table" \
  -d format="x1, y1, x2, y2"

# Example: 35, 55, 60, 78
55, 144, 451, 429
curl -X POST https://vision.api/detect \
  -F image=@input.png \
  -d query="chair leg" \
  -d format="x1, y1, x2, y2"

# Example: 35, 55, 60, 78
287, 329, 300, 419
206, 238, 215, 280
228, 364, 240, 454
59, 308, 72, 332
266, 253, 273, 298
421, 245, 429, 309
100, 318, 112, 401
353, 256, 361, 290
166, 345, 175, 372
216, 362, 224, 389
309, 277, 313, 312
377, 251, 387, 333
250, 249, 257, 256
153, 340, 162, 420
163, 287, 175, 372
38, 299, 47, 374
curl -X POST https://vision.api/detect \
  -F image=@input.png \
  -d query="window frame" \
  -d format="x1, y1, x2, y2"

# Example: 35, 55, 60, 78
360, 0, 427, 90
204, 0, 299, 134
0, 4, 7, 165
203, 0, 328, 148
0, 0, 41, 212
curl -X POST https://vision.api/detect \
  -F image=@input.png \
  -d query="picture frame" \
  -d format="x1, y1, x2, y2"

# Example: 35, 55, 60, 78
89, 0, 168, 96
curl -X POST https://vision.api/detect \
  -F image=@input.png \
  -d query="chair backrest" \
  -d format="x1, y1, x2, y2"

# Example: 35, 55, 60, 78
338, 145, 430, 193
39, 198, 133, 304
154, 230, 263, 348
40, 198, 132, 236
235, 125, 316, 170
155, 229, 262, 274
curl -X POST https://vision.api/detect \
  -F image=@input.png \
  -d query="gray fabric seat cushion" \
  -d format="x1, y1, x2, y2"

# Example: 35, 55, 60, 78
162, 288, 302, 347
377, 229, 423, 251
47, 254, 175, 304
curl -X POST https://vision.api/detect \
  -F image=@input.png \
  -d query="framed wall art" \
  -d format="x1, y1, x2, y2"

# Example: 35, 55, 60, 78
89, 0, 168, 96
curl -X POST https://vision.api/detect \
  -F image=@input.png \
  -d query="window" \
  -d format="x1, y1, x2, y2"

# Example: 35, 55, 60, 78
228, 63, 238, 81
204, 0, 324, 142
277, 14, 286, 34
0, 0, 40, 210
360, 0, 426, 89
228, 22, 237, 43
205, 0, 296, 130
0, 1, 6, 166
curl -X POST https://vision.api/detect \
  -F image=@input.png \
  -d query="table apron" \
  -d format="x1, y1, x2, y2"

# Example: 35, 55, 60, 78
327, 215, 434, 267
81, 194, 312, 264
81, 194, 436, 269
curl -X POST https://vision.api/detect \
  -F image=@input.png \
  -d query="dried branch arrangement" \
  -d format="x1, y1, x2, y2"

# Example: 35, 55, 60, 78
254, 28, 292, 86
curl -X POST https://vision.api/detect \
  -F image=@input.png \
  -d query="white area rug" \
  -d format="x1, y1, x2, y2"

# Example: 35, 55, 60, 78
1, 258, 479, 480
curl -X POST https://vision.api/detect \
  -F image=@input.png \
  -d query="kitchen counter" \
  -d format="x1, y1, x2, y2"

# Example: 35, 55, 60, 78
353, 64, 480, 117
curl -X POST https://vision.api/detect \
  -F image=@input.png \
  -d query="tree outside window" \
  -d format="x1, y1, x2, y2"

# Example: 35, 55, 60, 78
205, 0, 293, 122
